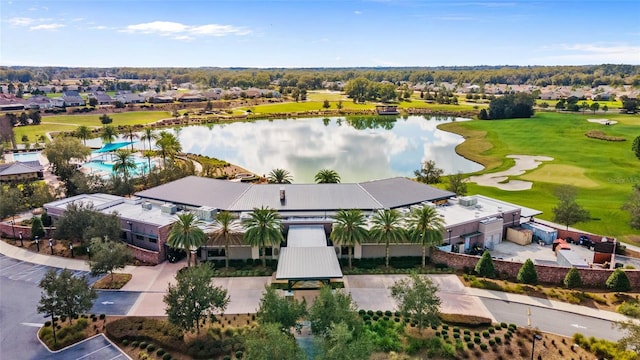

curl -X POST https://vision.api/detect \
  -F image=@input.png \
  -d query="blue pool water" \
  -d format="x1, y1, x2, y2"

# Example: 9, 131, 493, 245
12, 152, 42, 163
82, 158, 150, 177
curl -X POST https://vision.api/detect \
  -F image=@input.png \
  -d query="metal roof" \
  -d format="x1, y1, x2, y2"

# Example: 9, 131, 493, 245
229, 183, 382, 212
275, 247, 343, 280
136, 176, 251, 209
287, 225, 328, 247
358, 177, 455, 209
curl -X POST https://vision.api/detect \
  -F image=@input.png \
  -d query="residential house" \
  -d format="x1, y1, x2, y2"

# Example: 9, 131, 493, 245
0, 94, 26, 111
177, 92, 204, 103
62, 91, 85, 106
114, 91, 145, 104
24, 95, 54, 110
88, 91, 114, 105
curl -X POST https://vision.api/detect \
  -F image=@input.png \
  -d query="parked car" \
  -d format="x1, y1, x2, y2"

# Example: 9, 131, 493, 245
578, 235, 592, 248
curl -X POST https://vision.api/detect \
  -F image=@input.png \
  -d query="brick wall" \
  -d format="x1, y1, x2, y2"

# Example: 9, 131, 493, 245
432, 249, 640, 290
127, 244, 162, 265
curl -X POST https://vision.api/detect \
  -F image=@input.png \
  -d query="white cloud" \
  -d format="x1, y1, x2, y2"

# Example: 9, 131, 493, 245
90, 25, 109, 30
534, 43, 640, 65
9, 17, 36, 26
354, 10, 362, 15
121, 21, 251, 40
29, 23, 65, 31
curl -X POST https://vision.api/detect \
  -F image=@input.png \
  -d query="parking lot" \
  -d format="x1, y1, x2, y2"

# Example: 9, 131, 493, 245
0, 254, 103, 285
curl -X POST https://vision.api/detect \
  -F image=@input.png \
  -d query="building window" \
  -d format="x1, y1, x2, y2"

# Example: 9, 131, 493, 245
121, 231, 127, 240
149, 238, 157, 243
207, 248, 225, 257
136, 234, 144, 241
263, 247, 273, 257
340, 246, 350, 257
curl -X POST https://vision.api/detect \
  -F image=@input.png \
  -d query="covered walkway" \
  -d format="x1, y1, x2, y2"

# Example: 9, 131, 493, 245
276, 225, 342, 290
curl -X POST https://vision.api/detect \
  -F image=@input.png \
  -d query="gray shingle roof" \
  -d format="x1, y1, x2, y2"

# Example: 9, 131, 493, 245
0, 162, 42, 176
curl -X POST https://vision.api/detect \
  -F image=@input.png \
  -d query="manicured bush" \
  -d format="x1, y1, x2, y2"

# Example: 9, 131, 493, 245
358, 309, 366, 315
467, 341, 474, 349
44, 321, 51, 327
475, 250, 496, 278
131, 341, 139, 348
235, 350, 244, 359
453, 326, 460, 333
99, 314, 106, 320
442, 324, 449, 330
384, 310, 392, 317
489, 339, 496, 346
162, 353, 172, 360
464, 334, 471, 342
482, 330, 490, 338
139, 341, 147, 349
606, 269, 632, 292
156, 348, 165, 356
480, 343, 488, 351
474, 337, 481, 344
500, 322, 508, 328
517, 259, 538, 285
146, 344, 155, 352
464, 329, 471, 335
564, 267, 583, 289
494, 336, 502, 344
122, 339, 128, 346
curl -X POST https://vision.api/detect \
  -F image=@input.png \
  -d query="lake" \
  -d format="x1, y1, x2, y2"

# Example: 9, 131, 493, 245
174, 115, 482, 183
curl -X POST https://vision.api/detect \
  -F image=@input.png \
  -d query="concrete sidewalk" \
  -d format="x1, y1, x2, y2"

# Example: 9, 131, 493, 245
466, 287, 634, 323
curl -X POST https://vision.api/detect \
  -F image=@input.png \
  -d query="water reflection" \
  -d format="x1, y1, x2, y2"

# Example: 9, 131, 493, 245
178, 116, 482, 183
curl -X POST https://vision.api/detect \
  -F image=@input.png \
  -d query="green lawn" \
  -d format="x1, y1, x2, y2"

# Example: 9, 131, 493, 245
536, 99, 623, 109
306, 90, 349, 102
439, 112, 640, 242
15, 111, 172, 141
239, 100, 373, 114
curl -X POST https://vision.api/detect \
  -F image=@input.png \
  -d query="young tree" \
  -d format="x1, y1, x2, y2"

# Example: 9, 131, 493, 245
54, 202, 121, 244
242, 206, 284, 267
167, 212, 206, 267
616, 320, 640, 355
406, 205, 445, 267
370, 209, 406, 268
517, 259, 538, 285
44, 136, 91, 180
316, 322, 374, 360
322, 99, 331, 109
308, 286, 363, 337
267, 168, 293, 184
447, 172, 468, 196
606, 268, 632, 292
88, 238, 131, 285
37, 269, 97, 330
475, 250, 496, 278
563, 267, 583, 289
256, 286, 307, 331
414, 160, 443, 184
552, 185, 590, 230
244, 322, 305, 360
164, 264, 229, 335
99, 114, 113, 125
31, 216, 45, 239
330, 209, 369, 269
390, 273, 441, 333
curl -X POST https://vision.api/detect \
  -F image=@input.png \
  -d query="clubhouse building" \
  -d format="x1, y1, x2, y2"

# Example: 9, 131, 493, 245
45, 176, 541, 279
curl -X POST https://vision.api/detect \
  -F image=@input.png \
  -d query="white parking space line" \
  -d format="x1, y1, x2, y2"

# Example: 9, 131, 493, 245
0, 261, 24, 273
74, 344, 112, 360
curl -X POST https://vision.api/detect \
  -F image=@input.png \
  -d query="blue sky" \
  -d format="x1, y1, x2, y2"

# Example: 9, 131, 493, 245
1, 0, 639, 67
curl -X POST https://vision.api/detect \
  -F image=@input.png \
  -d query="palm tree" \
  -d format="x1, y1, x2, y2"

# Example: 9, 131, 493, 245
209, 211, 242, 269
267, 168, 293, 184
167, 212, 206, 267
314, 169, 341, 183
75, 125, 92, 145
101, 125, 117, 144
242, 206, 284, 267
330, 209, 368, 268
141, 127, 159, 151
112, 149, 136, 183
406, 205, 445, 267
370, 209, 406, 268
155, 131, 182, 167
123, 125, 138, 151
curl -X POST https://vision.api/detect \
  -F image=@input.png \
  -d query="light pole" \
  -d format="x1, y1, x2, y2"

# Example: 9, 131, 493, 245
35, 236, 40, 252
87, 247, 91, 260
49, 238, 53, 255
531, 334, 542, 360
19, 231, 23, 247
10, 219, 16, 242
69, 243, 74, 258
447, 229, 452, 244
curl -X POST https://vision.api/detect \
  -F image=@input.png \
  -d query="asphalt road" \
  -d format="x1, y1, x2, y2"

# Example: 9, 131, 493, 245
480, 297, 626, 342
0, 254, 131, 359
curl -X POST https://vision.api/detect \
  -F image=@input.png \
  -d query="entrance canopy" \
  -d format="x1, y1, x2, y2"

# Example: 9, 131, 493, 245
92, 142, 134, 154
276, 225, 342, 281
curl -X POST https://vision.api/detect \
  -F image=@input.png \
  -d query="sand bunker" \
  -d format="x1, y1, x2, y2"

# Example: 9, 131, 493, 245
587, 119, 617, 125
468, 155, 554, 191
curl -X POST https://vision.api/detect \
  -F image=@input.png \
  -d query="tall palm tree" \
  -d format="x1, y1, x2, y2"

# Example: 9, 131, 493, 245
112, 149, 136, 183
141, 127, 159, 151
314, 169, 341, 184
406, 205, 445, 267
75, 125, 92, 145
155, 131, 182, 167
209, 211, 242, 269
167, 212, 206, 267
242, 206, 284, 267
267, 168, 293, 184
123, 125, 138, 151
330, 209, 368, 268
101, 125, 117, 144
370, 209, 406, 268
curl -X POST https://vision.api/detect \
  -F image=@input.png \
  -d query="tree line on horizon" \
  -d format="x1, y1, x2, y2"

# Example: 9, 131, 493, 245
1, 64, 639, 89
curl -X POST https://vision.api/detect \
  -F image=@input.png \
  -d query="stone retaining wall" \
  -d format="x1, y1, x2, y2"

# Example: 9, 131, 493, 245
432, 249, 640, 290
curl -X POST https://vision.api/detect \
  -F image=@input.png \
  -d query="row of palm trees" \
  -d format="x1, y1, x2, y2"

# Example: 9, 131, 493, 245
166, 204, 446, 270
267, 168, 341, 184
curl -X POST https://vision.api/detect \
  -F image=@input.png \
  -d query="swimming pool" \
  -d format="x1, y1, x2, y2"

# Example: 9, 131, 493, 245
12, 151, 42, 163
82, 158, 151, 177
